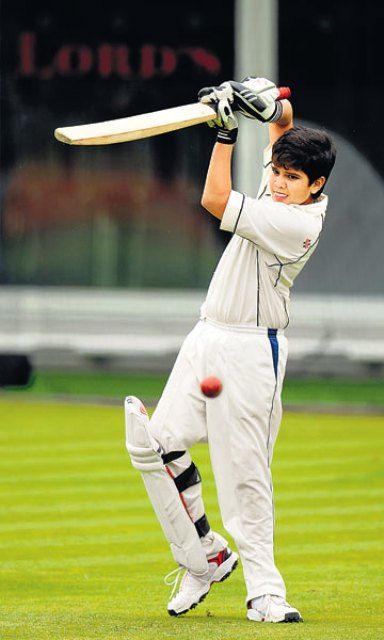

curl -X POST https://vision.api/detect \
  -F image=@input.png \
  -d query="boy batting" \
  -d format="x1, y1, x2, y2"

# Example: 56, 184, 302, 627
125, 76, 336, 623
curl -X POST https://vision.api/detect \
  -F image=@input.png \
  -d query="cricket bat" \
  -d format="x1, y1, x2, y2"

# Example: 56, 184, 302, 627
54, 87, 291, 146
54, 102, 217, 146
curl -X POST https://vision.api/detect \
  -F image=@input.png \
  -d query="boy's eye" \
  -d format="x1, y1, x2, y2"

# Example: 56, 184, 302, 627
272, 167, 300, 180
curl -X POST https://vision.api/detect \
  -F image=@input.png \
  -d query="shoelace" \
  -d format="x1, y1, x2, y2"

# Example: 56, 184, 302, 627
164, 566, 185, 600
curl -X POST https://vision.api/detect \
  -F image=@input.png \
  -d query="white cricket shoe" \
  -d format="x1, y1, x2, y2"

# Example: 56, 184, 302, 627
247, 594, 303, 623
166, 547, 238, 616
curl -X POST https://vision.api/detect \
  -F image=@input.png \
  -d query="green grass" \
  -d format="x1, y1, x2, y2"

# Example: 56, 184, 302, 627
25, 370, 166, 400
283, 378, 384, 406
3, 370, 384, 406
0, 399, 383, 639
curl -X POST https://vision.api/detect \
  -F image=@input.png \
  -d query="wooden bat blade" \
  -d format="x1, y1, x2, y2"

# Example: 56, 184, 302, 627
54, 102, 217, 145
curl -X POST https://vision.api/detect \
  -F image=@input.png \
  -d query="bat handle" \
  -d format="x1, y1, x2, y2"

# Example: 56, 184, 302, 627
277, 86, 291, 100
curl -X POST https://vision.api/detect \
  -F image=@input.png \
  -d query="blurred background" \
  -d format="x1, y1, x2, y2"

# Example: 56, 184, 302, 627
1, 0, 383, 389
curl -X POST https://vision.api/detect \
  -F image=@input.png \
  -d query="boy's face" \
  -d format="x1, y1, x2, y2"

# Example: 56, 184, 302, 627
270, 164, 325, 205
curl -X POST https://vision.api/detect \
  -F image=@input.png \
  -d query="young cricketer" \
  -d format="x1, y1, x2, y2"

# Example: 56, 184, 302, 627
125, 76, 336, 623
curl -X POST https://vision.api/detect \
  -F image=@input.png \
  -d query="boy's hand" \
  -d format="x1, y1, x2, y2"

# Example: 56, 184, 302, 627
198, 84, 238, 144
229, 77, 283, 123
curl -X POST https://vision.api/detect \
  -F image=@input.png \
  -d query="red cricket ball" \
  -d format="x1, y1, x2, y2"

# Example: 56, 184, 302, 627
200, 376, 222, 398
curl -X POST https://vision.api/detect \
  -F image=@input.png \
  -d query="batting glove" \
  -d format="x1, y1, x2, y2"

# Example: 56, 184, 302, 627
198, 83, 238, 144
198, 81, 235, 107
229, 77, 283, 123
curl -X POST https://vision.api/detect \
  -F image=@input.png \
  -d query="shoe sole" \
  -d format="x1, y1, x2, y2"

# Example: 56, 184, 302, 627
279, 613, 303, 623
168, 557, 239, 617
247, 610, 303, 623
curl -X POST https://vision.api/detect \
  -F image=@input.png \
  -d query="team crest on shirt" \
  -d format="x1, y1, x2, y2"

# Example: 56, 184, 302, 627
303, 238, 311, 249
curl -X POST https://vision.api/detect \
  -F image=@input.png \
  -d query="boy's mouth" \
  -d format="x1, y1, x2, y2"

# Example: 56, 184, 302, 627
273, 192, 288, 202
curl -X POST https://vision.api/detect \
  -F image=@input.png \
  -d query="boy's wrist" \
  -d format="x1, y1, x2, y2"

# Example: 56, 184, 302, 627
216, 127, 238, 145
268, 101, 283, 123
271, 99, 293, 127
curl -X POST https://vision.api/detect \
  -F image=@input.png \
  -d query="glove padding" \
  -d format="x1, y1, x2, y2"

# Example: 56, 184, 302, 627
198, 83, 238, 144
198, 77, 283, 125
198, 81, 234, 109
229, 77, 283, 123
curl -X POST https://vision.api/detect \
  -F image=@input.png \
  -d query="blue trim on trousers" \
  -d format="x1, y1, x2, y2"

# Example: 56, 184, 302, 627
268, 328, 279, 379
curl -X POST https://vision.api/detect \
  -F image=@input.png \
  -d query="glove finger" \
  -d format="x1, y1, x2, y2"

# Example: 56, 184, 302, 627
216, 81, 234, 103
206, 105, 224, 129
242, 76, 275, 92
255, 86, 279, 100
217, 99, 238, 130
241, 78, 279, 104
198, 86, 219, 104
199, 99, 223, 128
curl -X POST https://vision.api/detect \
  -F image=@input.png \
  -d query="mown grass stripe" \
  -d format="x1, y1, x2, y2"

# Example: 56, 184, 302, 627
1, 551, 169, 571
2, 463, 379, 485
1, 508, 381, 537
0, 453, 129, 468
1, 499, 382, 519
2, 482, 384, 513
2, 519, 383, 551
1, 435, 381, 456
2, 452, 380, 470
2, 539, 382, 572
5, 484, 383, 502
3, 422, 382, 446
0, 515, 156, 533
0, 439, 120, 455
0, 470, 132, 484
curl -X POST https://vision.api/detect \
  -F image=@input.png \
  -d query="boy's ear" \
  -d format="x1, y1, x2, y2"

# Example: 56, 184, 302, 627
310, 176, 326, 195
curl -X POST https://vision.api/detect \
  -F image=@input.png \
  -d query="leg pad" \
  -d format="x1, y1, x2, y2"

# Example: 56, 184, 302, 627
125, 396, 208, 575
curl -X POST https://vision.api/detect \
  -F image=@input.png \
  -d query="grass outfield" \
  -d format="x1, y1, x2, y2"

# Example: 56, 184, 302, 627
2, 370, 384, 406
0, 400, 383, 640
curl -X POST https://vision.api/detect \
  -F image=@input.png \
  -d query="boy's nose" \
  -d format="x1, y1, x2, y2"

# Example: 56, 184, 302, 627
274, 176, 286, 188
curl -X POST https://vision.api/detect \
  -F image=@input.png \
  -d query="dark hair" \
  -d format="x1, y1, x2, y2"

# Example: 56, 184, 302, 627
272, 126, 336, 198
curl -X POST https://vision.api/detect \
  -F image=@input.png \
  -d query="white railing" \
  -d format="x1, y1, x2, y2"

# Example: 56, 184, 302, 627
1, 287, 383, 372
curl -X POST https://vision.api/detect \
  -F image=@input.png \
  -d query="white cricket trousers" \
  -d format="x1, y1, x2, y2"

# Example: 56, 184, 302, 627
149, 318, 288, 602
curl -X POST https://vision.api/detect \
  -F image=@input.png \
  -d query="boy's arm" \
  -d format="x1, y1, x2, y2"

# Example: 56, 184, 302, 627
201, 143, 234, 220
268, 99, 294, 145
200, 101, 292, 220
200, 77, 292, 220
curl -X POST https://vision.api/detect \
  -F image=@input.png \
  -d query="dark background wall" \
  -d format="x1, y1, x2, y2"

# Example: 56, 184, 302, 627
0, 0, 235, 287
279, 0, 384, 174
278, 0, 384, 295
1, 0, 383, 293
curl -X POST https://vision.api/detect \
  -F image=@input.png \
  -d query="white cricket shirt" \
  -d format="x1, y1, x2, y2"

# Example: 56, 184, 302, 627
200, 148, 328, 329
